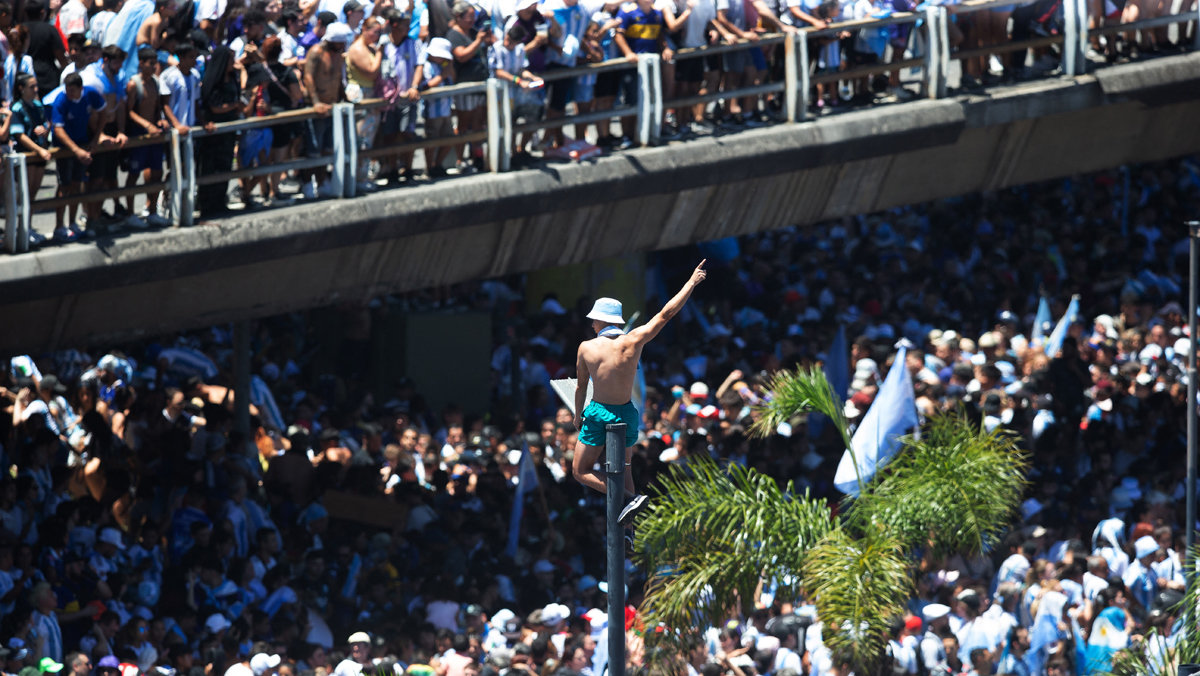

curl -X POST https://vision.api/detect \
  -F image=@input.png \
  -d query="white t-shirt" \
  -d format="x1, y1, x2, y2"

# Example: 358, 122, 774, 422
57, 0, 91, 37
224, 663, 254, 676
160, 65, 201, 126
195, 0, 228, 22
333, 659, 364, 676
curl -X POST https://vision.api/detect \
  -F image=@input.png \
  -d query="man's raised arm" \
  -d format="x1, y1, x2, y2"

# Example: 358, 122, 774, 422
629, 260, 707, 343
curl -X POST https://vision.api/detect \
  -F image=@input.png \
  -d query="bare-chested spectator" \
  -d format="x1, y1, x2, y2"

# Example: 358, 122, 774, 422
135, 0, 176, 51
123, 46, 171, 227
299, 21, 349, 199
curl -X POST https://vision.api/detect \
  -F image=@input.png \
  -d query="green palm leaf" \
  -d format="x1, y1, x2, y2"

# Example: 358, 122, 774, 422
847, 411, 1029, 557
750, 367, 859, 492
637, 456, 835, 632
1105, 544, 1200, 675
802, 525, 912, 676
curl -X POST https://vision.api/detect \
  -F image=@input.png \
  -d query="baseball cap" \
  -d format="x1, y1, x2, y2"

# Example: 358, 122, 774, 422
323, 23, 354, 45
249, 654, 281, 676
347, 632, 371, 645
204, 614, 231, 634
38, 658, 63, 674
97, 657, 121, 671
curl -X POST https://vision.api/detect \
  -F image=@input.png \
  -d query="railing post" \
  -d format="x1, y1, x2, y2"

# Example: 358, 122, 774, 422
785, 32, 798, 123
798, 32, 812, 121
181, 133, 195, 227
636, 55, 653, 147
341, 103, 358, 197
1194, 0, 1199, 51
1063, 0, 1078, 76
937, 7, 950, 97
651, 54, 663, 143
486, 78, 507, 173
167, 128, 182, 226
501, 76, 513, 172
1075, 0, 1089, 74
331, 104, 346, 198
5, 153, 19, 253
924, 6, 940, 98
15, 154, 28, 252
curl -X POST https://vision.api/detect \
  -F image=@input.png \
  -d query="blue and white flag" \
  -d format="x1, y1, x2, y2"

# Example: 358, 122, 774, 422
250, 376, 285, 432
835, 346, 918, 496
158, 347, 220, 380
1044, 295, 1080, 357
825, 324, 850, 403
1031, 297, 1051, 347
505, 441, 540, 558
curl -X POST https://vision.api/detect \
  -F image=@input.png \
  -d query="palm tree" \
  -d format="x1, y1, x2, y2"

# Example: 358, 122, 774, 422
635, 366, 1029, 675
1105, 548, 1199, 676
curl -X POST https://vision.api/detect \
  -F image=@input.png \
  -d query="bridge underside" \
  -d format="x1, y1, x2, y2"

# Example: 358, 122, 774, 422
3, 53, 1199, 353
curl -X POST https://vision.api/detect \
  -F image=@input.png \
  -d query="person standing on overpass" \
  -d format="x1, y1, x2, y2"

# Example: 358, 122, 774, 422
572, 260, 707, 526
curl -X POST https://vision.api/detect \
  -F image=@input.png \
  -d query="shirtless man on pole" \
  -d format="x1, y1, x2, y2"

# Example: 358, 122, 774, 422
573, 260, 707, 526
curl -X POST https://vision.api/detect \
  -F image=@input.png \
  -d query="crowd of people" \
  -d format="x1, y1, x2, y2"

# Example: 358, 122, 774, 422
0, 0, 1195, 247
0, 153, 1199, 676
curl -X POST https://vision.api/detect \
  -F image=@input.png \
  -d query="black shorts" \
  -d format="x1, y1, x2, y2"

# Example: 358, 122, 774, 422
675, 55, 705, 83
304, 116, 334, 157
546, 63, 572, 112
381, 103, 418, 135
595, 69, 622, 99
56, 156, 88, 184
617, 69, 638, 106
90, 145, 120, 181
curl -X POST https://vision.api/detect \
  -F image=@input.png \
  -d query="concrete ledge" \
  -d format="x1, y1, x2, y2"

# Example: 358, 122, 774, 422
2, 54, 1200, 352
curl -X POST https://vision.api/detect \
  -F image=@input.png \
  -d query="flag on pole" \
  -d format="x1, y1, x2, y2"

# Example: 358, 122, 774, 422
825, 324, 850, 403
1044, 295, 1080, 357
505, 440, 541, 558
1030, 297, 1051, 347
835, 346, 918, 496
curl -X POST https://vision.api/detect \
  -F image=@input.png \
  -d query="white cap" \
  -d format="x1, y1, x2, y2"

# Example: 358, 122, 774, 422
323, 22, 354, 44
922, 603, 950, 621
516, 0, 539, 9
540, 603, 569, 626
490, 609, 517, 630
249, 654, 281, 676
347, 631, 371, 645
426, 37, 452, 61
1134, 535, 1159, 560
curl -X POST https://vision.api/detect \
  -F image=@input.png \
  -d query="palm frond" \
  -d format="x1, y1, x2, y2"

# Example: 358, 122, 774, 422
750, 367, 851, 450
637, 455, 835, 633
802, 526, 912, 676
846, 411, 1029, 557
1105, 544, 1200, 675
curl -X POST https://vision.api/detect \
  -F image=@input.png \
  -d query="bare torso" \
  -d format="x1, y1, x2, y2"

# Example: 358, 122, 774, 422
579, 334, 643, 405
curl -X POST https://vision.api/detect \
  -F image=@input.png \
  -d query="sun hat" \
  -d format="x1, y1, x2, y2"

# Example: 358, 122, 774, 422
586, 298, 624, 325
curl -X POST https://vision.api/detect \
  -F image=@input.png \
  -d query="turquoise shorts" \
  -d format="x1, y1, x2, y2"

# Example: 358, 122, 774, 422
580, 401, 639, 448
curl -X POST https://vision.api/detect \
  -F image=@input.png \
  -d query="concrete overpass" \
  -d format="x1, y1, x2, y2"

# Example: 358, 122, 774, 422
2, 53, 1200, 354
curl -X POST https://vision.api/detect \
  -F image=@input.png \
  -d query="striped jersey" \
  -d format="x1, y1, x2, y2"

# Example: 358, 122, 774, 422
422, 61, 454, 117
544, 0, 591, 66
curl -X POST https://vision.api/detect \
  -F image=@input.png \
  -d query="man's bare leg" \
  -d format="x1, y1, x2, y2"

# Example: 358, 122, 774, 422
573, 441, 636, 498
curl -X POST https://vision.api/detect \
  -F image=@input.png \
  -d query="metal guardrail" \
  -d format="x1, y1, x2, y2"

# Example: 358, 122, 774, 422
2, 0, 1197, 250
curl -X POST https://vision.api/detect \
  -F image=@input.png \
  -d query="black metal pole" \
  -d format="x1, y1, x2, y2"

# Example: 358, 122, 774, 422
606, 422, 626, 676
1187, 223, 1199, 587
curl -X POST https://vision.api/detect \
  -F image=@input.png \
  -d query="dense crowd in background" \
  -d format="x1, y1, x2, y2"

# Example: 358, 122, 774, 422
0, 155, 1199, 676
0, 0, 1196, 248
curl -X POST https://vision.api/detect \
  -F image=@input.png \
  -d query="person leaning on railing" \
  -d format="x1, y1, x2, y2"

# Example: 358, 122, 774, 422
377, 8, 424, 185
9, 74, 54, 245
196, 46, 243, 220
260, 36, 304, 205
445, 0, 494, 173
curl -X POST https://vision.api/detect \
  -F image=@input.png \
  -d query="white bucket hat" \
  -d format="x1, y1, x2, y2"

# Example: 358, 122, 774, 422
587, 298, 624, 325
